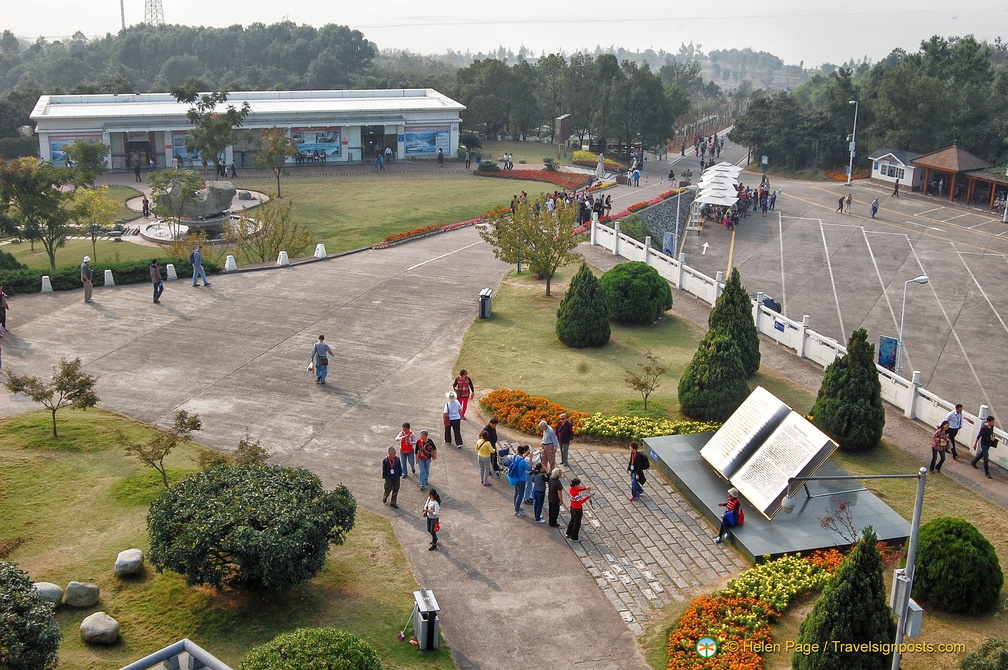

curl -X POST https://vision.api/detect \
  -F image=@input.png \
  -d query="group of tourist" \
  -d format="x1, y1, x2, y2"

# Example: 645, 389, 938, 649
294, 149, 328, 165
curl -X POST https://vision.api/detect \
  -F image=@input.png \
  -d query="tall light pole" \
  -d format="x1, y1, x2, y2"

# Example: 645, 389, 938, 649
846, 100, 859, 185
897, 275, 929, 377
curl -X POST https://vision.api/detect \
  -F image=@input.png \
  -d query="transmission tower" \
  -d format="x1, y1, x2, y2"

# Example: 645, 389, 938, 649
144, 0, 165, 26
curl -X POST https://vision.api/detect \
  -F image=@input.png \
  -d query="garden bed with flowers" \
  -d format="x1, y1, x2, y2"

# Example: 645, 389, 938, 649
572, 150, 629, 172
371, 208, 509, 249
472, 168, 589, 191
825, 167, 871, 182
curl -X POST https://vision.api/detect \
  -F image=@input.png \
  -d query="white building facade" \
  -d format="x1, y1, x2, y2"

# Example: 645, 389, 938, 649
30, 89, 465, 170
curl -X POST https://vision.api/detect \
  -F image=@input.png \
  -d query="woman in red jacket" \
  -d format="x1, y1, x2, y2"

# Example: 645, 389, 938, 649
453, 369, 475, 418
715, 487, 741, 544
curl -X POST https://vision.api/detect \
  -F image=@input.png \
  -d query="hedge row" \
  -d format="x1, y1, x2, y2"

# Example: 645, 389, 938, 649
0, 257, 220, 295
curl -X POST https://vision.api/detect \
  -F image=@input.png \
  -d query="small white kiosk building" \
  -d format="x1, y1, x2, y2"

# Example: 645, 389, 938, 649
30, 89, 465, 170
868, 148, 924, 191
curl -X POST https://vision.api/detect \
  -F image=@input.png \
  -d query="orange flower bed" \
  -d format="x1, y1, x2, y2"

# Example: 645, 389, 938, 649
804, 548, 845, 574
667, 595, 775, 670
480, 388, 588, 435
825, 167, 871, 182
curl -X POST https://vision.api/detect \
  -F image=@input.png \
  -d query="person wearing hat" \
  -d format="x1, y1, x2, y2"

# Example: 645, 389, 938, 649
80, 256, 93, 303
190, 245, 211, 287
443, 390, 464, 448
715, 487, 742, 544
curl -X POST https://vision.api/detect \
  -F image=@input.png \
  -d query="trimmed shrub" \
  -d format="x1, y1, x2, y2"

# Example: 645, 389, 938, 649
598, 261, 672, 325
0, 256, 221, 295
794, 527, 896, 670
0, 249, 26, 271
913, 516, 1003, 615
0, 561, 61, 670
678, 333, 748, 421
241, 627, 381, 670
476, 161, 500, 172
556, 263, 610, 347
709, 267, 760, 377
962, 638, 1008, 670
809, 328, 885, 452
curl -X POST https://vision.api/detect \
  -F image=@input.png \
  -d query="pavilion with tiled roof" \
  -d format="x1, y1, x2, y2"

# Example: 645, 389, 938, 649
912, 145, 1000, 205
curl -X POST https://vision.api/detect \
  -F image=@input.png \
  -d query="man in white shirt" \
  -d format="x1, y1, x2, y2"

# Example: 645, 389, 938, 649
945, 403, 965, 460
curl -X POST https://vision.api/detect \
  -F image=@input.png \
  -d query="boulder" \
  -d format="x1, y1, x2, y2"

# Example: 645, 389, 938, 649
64, 581, 99, 608
114, 548, 144, 576
32, 582, 63, 607
238, 190, 254, 200
169, 180, 236, 218
80, 611, 120, 644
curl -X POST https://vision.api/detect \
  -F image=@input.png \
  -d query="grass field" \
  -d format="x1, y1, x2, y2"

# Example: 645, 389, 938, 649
478, 140, 574, 167
0, 409, 453, 670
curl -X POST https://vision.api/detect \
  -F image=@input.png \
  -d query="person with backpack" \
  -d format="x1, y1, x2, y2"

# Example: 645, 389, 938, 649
507, 445, 532, 517
395, 422, 418, 478
627, 441, 650, 501
416, 430, 437, 491
443, 391, 464, 448
715, 487, 743, 544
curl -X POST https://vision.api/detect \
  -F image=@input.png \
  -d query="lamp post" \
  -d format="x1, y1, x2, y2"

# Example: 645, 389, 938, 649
780, 468, 928, 670
846, 100, 858, 186
673, 184, 699, 259
897, 275, 929, 377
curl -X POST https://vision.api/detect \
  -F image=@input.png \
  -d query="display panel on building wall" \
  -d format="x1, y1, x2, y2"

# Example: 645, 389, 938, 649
404, 125, 450, 156
49, 134, 104, 165
291, 127, 341, 158
171, 131, 201, 162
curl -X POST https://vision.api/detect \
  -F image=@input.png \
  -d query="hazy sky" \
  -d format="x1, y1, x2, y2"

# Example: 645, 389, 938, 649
5, 0, 1006, 67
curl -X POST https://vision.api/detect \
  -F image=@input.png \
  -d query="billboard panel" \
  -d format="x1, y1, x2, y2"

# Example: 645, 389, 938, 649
404, 125, 450, 156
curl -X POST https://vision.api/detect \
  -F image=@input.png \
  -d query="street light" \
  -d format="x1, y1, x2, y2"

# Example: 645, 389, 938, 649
846, 100, 859, 186
673, 184, 699, 259
781, 469, 928, 670
897, 275, 929, 377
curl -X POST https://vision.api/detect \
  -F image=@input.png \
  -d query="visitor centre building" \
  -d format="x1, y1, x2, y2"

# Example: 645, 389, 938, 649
29, 88, 465, 170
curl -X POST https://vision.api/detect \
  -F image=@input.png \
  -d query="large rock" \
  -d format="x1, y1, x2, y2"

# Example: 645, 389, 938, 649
114, 548, 144, 576
32, 582, 63, 607
170, 180, 236, 218
64, 581, 99, 608
80, 611, 120, 644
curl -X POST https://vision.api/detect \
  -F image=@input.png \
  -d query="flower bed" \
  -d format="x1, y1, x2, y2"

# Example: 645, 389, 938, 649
668, 595, 774, 670
825, 167, 871, 182
472, 168, 588, 190
480, 388, 588, 435
577, 413, 720, 441
572, 150, 628, 171
372, 208, 508, 248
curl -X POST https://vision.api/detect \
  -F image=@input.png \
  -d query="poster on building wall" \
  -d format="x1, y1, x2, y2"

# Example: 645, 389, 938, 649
404, 126, 450, 156
48, 134, 103, 166
171, 131, 201, 162
290, 127, 341, 159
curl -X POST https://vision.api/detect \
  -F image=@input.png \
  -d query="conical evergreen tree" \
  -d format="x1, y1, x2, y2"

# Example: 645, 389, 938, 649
809, 328, 885, 452
556, 263, 610, 348
794, 527, 896, 670
677, 332, 748, 421
709, 267, 760, 377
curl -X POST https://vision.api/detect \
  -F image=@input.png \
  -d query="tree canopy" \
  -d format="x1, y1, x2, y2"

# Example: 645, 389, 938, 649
0, 562, 61, 670
4, 357, 99, 437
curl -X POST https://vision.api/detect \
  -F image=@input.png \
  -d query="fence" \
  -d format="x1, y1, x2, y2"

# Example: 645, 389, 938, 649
590, 218, 1007, 466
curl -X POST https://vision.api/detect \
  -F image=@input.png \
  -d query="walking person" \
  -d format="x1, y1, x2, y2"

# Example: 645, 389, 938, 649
423, 489, 441, 550
891, 179, 900, 197
142, 195, 150, 218
565, 477, 593, 541
443, 391, 464, 448
971, 416, 998, 479
844, 193, 852, 213
930, 421, 950, 473
382, 447, 404, 508
149, 258, 164, 304
81, 255, 93, 303
0, 284, 9, 336
310, 334, 334, 385
465, 150, 471, 169
714, 487, 742, 544
190, 245, 211, 287
547, 467, 564, 527
134, 159, 142, 183
507, 444, 532, 517
836, 196, 845, 213
539, 420, 559, 471
531, 464, 548, 523
476, 430, 494, 487
396, 422, 418, 478
437, 148, 444, 167
627, 441, 650, 501
453, 369, 475, 418
416, 430, 437, 491
871, 197, 879, 218
945, 404, 965, 460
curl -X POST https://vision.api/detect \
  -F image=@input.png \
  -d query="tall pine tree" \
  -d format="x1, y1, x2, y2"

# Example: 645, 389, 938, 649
709, 267, 760, 377
677, 333, 748, 421
556, 263, 610, 348
809, 328, 885, 452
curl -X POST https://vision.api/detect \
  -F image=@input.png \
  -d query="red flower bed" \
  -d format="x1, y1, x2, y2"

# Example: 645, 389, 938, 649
473, 169, 589, 190
480, 388, 588, 435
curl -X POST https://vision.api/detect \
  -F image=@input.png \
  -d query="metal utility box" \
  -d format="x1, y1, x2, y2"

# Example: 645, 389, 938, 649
478, 288, 493, 319
413, 588, 440, 650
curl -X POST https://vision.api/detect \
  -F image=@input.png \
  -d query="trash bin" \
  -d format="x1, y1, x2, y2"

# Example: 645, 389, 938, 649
413, 588, 440, 650
478, 288, 492, 319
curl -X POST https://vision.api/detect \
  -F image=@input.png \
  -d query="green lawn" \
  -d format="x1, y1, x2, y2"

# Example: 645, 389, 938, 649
0, 409, 453, 670
478, 140, 573, 167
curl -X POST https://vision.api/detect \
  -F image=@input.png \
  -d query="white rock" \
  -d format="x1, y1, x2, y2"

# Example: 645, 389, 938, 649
32, 582, 63, 607
80, 611, 119, 644
114, 548, 144, 576
64, 581, 99, 608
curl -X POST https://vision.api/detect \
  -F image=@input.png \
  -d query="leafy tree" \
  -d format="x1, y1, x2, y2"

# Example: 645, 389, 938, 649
3, 158, 74, 269
253, 127, 297, 198
148, 168, 204, 239
147, 464, 356, 590
63, 140, 110, 188
479, 195, 580, 296
117, 410, 202, 488
599, 261, 673, 325
72, 186, 119, 262
4, 358, 99, 438
677, 333, 748, 421
913, 517, 1003, 615
709, 267, 760, 377
197, 430, 271, 471
241, 628, 381, 670
226, 200, 311, 264
0, 248, 25, 271
809, 328, 885, 452
625, 349, 668, 410
556, 263, 610, 348
170, 83, 251, 176
535, 54, 567, 142
0, 562, 61, 670
794, 527, 896, 670
962, 638, 1008, 670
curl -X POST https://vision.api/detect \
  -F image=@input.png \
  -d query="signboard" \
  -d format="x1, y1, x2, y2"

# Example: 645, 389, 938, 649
171, 131, 200, 162
555, 114, 572, 144
404, 125, 450, 156
879, 336, 898, 371
48, 134, 103, 166
291, 127, 341, 158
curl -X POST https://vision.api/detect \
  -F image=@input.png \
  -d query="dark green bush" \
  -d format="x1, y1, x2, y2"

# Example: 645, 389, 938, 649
962, 638, 1008, 670
913, 517, 1003, 615
0, 136, 39, 159
0, 249, 26, 271
556, 263, 610, 348
0, 257, 220, 295
241, 627, 381, 670
677, 333, 748, 421
0, 561, 61, 670
617, 214, 657, 249
477, 161, 500, 172
598, 261, 672, 325
459, 132, 482, 150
